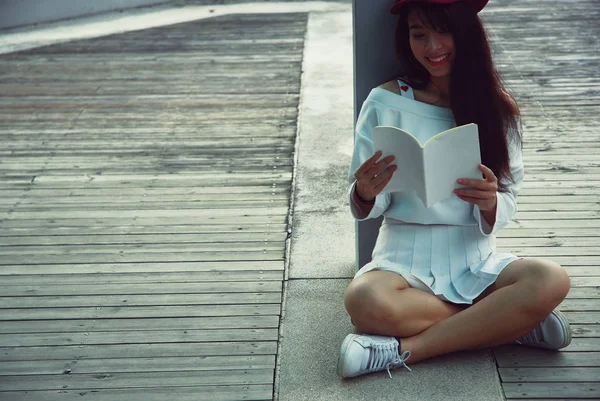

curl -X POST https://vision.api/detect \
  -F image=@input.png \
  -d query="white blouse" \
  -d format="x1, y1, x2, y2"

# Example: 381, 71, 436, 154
348, 86, 524, 236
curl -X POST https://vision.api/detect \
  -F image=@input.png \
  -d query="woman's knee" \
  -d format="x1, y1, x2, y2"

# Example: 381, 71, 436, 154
344, 272, 409, 327
345, 273, 397, 314
517, 258, 571, 314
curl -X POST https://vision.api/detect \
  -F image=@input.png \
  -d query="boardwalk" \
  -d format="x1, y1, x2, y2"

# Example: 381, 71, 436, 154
0, 1, 599, 400
0, 12, 306, 400
484, 0, 600, 399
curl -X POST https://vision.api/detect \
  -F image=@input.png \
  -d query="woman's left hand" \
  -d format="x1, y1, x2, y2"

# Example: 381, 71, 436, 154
454, 164, 498, 212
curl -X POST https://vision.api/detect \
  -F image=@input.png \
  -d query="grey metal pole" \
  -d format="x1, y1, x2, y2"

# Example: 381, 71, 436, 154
352, 0, 402, 270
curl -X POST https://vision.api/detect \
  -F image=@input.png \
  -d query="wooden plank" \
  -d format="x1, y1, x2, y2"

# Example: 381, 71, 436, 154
548, 338, 600, 352
516, 203, 600, 212
498, 228, 600, 238
0, 369, 275, 391
2, 160, 291, 172
510, 212, 600, 221
499, 367, 600, 382
0, 250, 285, 264
0, 177, 294, 189
0, 271, 284, 285
0, 261, 284, 275
0, 281, 282, 296
0, 242, 285, 254
0, 293, 283, 308
0, 304, 281, 320
1, 137, 297, 149
0, 260, 285, 275
496, 247, 600, 256
0, 233, 287, 246
495, 348, 600, 367
0, 189, 290, 200
0, 63, 301, 78
0, 316, 280, 334
0, 328, 280, 347
563, 267, 600, 277
0, 385, 273, 401
0, 355, 277, 375
0, 111, 299, 126
0, 216, 289, 228
562, 312, 600, 324
0, 224, 289, 236
507, 220, 600, 229
570, 277, 600, 287
0, 124, 297, 134
0, 341, 279, 361
571, 325, 600, 337
0, 94, 301, 109
498, 237, 600, 247
0, 186, 291, 197
502, 382, 600, 399
564, 287, 600, 297
555, 299, 600, 311
0, 201, 291, 211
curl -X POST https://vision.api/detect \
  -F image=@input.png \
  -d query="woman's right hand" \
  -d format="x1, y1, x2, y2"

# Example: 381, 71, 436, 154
354, 150, 397, 202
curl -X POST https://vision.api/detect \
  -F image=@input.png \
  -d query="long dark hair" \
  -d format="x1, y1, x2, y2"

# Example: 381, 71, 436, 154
394, 2, 521, 189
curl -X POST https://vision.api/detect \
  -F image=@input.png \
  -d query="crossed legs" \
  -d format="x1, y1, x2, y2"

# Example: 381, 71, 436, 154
344, 257, 571, 364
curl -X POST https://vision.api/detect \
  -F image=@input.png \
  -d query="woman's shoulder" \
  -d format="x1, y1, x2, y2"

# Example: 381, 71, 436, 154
371, 79, 453, 116
376, 80, 402, 95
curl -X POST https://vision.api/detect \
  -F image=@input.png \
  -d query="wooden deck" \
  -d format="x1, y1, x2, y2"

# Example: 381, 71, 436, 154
0, 13, 306, 400
484, 0, 600, 399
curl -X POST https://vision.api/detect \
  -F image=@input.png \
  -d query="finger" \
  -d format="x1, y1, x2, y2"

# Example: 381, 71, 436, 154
479, 164, 497, 182
454, 188, 495, 200
455, 194, 484, 206
372, 165, 397, 187
355, 151, 383, 176
365, 156, 395, 178
457, 178, 497, 191
373, 169, 395, 191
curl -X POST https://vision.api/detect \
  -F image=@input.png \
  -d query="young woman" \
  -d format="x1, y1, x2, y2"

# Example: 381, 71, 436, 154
338, 0, 572, 379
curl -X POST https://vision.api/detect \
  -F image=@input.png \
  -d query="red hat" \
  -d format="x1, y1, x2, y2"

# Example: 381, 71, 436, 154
390, 0, 489, 14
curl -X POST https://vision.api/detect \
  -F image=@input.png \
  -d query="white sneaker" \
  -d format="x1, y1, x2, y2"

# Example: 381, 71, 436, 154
337, 333, 412, 379
515, 309, 572, 350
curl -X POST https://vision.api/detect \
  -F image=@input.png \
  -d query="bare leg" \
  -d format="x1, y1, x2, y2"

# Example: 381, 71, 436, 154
344, 270, 464, 337
400, 258, 571, 363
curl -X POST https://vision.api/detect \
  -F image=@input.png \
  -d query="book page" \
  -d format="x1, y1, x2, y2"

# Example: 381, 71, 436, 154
371, 126, 425, 198
423, 123, 482, 207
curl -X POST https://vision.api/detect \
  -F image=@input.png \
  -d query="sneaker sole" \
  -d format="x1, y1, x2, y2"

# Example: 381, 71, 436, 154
551, 309, 572, 349
337, 333, 360, 378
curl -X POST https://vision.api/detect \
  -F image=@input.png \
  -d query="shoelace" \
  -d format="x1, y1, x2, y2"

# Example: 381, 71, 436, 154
516, 326, 542, 346
367, 342, 412, 379
385, 351, 412, 379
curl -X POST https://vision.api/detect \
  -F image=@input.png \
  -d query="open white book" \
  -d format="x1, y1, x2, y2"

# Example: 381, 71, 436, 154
372, 123, 482, 208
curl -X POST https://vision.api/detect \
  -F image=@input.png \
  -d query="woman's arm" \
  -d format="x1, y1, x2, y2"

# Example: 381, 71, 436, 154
473, 123, 524, 236
348, 131, 393, 221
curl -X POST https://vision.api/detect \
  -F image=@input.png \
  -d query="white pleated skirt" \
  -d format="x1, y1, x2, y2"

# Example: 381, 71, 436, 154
354, 218, 521, 305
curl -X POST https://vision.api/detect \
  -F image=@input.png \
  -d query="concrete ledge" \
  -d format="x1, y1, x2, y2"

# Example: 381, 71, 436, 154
0, 0, 172, 30
289, 9, 357, 280
277, 279, 505, 401
290, 210, 355, 279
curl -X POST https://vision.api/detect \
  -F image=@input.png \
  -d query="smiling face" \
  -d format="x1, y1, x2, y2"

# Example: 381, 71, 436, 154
407, 8, 455, 78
